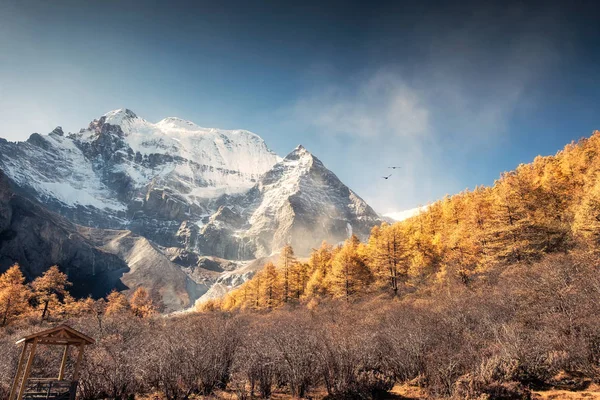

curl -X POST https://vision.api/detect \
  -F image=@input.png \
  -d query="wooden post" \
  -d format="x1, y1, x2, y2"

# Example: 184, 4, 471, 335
72, 342, 85, 381
58, 344, 69, 380
8, 343, 28, 400
17, 338, 37, 400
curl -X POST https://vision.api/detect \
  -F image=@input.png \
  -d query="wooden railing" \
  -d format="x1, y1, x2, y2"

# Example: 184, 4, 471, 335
22, 379, 77, 400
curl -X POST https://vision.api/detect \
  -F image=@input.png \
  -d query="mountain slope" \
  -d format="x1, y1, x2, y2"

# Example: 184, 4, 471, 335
245, 145, 381, 256
0, 167, 247, 312
0, 170, 129, 298
78, 228, 210, 312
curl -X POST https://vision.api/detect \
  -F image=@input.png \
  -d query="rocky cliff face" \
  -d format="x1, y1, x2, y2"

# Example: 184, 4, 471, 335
0, 109, 383, 309
0, 170, 129, 298
0, 169, 241, 312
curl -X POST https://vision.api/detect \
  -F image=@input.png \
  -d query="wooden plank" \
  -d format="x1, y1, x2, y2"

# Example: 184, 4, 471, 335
9, 343, 28, 400
17, 338, 37, 400
35, 339, 85, 345
58, 345, 69, 381
72, 343, 84, 381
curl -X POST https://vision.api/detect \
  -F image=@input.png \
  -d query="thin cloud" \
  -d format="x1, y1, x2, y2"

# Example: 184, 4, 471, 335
292, 71, 430, 139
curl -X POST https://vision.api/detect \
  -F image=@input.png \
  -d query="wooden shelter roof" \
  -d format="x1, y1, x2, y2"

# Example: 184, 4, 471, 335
15, 324, 95, 346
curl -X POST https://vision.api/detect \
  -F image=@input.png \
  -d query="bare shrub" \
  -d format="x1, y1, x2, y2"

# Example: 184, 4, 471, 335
378, 304, 430, 382
234, 324, 278, 398
140, 312, 241, 399
75, 315, 145, 400
314, 306, 394, 399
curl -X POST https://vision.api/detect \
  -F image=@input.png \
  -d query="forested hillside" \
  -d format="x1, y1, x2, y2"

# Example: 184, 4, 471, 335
206, 131, 600, 310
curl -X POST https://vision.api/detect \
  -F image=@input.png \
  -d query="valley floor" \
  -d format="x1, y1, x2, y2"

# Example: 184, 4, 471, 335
163, 384, 600, 399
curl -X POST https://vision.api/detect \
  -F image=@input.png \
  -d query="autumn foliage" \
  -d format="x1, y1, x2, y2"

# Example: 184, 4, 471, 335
0, 264, 156, 328
206, 131, 600, 311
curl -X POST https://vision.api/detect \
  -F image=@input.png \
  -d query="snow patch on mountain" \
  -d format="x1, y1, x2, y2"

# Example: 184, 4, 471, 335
1, 132, 126, 211
248, 145, 313, 230
0, 109, 281, 216
385, 206, 428, 221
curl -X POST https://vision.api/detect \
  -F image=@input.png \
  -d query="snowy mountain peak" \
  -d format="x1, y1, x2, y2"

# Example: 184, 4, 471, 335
102, 108, 139, 125
50, 126, 64, 136
284, 144, 314, 162
1, 108, 284, 223
246, 145, 382, 257
156, 117, 202, 131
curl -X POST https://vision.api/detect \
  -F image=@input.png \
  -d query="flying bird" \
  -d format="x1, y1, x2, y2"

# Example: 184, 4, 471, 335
388, 166, 401, 169
382, 174, 392, 180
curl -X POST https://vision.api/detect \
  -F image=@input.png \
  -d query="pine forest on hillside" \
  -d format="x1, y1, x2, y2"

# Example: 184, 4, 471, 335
206, 130, 600, 310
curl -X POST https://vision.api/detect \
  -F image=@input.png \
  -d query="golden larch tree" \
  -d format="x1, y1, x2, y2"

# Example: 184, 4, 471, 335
573, 175, 600, 249
32, 265, 71, 322
330, 235, 372, 302
368, 224, 408, 296
105, 289, 130, 316
261, 262, 281, 309
130, 287, 156, 318
0, 264, 31, 326
306, 241, 334, 297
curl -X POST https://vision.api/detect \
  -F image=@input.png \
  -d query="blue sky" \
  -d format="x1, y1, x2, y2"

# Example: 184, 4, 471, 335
1, 0, 599, 214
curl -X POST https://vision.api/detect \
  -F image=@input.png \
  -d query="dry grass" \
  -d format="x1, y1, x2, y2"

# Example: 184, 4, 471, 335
177, 384, 429, 399
391, 383, 600, 400
387, 383, 431, 399
131, 384, 600, 400
391, 384, 600, 400
532, 384, 600, 400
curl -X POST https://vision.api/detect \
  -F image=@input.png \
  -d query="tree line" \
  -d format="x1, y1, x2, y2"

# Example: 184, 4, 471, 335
0, 265, 157, 327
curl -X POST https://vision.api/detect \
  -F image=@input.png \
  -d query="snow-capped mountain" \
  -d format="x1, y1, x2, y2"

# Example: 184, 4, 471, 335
246, 145, 380, 255
0, 109, 281, 244
181, 145, 382, 258
0, 109, 383, 310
